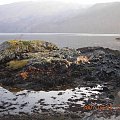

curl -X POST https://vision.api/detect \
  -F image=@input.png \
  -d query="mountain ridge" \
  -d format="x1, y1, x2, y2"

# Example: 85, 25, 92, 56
0, 1, 120, 33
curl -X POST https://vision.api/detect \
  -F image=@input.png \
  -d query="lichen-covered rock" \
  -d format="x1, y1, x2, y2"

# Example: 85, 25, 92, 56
0, 40, 58, 63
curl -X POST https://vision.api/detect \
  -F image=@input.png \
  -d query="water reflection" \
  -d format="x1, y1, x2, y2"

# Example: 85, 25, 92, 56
0, 85, 102, 115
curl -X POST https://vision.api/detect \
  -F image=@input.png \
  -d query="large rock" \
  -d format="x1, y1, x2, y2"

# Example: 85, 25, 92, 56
0, 40, 58, 63
0, 41, 120, 91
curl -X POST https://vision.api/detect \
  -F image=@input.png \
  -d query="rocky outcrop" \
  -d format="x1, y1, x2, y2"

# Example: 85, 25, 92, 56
0, 40, 58, 64
0, 41, 120, 120
0, 40, 120, 91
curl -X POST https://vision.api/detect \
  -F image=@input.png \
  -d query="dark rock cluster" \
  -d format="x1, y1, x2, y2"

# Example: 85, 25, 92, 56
0, 40, 120, 92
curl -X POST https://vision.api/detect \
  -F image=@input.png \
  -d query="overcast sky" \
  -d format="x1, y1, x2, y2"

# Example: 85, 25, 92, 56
0, 0, 119, 5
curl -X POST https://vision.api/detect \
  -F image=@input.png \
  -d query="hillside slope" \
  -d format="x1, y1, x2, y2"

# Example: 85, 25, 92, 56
0, 2, 120, 33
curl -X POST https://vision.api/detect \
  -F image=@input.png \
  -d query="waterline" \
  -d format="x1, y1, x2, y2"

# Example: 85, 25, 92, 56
0, 33, 120, 37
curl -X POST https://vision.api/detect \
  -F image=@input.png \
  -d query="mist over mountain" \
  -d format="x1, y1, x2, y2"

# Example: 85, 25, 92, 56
0, 1, 120, 33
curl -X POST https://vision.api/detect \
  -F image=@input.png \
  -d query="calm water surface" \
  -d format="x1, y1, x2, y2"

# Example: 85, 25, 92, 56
0, 33, 120, 50
0, 85, 102, 115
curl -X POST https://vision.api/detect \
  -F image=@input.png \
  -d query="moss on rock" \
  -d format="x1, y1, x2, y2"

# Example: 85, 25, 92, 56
7, 40, 58, 53
7, 59, 29, 70
0, 40, 59, 64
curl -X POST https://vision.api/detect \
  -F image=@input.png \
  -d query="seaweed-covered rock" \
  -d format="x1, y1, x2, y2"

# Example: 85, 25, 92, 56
0, 41, 120, 91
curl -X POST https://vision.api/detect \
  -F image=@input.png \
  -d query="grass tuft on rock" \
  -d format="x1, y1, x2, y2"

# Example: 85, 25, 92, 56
7, 59, 29, 70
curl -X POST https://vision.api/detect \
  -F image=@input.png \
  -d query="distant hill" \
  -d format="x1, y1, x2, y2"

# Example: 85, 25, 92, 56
57, 2, 120, 33
0, 1, 120, 33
